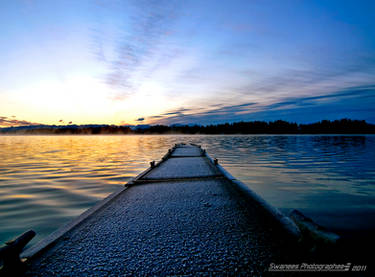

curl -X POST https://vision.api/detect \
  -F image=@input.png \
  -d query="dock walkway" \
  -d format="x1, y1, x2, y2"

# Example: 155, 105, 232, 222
23, 144, 298, 276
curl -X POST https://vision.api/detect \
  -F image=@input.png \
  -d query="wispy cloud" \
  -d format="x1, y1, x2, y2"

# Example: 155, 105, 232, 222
93, 0, 184, 99
3, 1, 374, 126
0, 116, 41, 127
147, 102, 258, 125
146, 85, 375, 124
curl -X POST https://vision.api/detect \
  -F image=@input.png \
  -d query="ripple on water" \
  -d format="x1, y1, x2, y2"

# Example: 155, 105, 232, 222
0, 135, 374, 246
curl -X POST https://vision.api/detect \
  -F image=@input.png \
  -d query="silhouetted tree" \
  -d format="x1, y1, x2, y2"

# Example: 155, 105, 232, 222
0, 119, 374, 135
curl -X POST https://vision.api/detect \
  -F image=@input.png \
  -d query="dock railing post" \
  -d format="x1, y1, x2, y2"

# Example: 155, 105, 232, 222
0, 230, 36, 274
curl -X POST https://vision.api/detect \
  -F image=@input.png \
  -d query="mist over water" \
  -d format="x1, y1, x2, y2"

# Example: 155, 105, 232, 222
0, 135, 374, 246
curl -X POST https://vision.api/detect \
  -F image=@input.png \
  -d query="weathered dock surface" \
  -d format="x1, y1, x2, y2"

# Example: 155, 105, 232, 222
22, 144, 300, 276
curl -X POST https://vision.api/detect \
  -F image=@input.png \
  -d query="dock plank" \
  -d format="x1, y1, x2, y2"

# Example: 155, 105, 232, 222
170, 147, 202, 157
142, 157, 221, 180
24, 179, 289, 276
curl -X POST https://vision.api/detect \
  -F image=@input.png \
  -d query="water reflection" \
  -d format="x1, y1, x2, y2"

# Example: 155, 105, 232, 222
199, 135, 375, 234
0, 135, 374, 245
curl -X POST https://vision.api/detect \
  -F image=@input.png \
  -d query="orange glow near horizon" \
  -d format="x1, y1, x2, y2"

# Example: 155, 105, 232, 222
0, 76, 185, 127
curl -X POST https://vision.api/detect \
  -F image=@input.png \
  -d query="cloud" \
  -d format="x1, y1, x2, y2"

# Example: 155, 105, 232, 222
136, 117, 145, 122
93, 0, 184, 98
263, 85, 375, 111
148, 115, 164, 119
147, 102, 258, 125
147, 85, 375, 125
256, 85, 375, 123
236, 52, 375, 98
87, 0, 375, 124
159, 108, 193, 116
0, 116, 42, 127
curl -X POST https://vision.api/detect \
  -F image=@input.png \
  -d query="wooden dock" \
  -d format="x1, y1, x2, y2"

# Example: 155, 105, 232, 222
18, 144, 300, 276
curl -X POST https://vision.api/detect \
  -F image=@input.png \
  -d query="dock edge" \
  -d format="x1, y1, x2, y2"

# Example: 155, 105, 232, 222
203, 149, 301, 239
20, 150, 169, 260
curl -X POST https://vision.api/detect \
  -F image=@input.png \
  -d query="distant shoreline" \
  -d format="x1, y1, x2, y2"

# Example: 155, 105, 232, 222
1, 119, 374, 135
1, 133, 375, 136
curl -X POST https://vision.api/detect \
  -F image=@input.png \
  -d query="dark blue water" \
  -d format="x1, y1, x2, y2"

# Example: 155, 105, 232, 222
200, 135, 375, 236
0, 135, 374, 246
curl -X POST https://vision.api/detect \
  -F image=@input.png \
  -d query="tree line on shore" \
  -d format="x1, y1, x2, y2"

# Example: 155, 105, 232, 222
0, 119, 374, 135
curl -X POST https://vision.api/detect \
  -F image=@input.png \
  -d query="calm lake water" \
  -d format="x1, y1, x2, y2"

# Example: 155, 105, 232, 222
0, 135, 374, 246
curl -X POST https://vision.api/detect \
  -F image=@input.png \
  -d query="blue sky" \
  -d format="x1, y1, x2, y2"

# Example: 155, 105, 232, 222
0, 0, 374, 126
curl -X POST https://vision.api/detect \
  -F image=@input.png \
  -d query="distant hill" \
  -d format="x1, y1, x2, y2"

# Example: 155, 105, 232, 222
0, 119, 374, 135
0, 124, 132, 135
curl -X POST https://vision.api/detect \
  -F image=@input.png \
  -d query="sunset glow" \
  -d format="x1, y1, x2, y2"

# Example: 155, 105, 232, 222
1, 0, 374, 127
